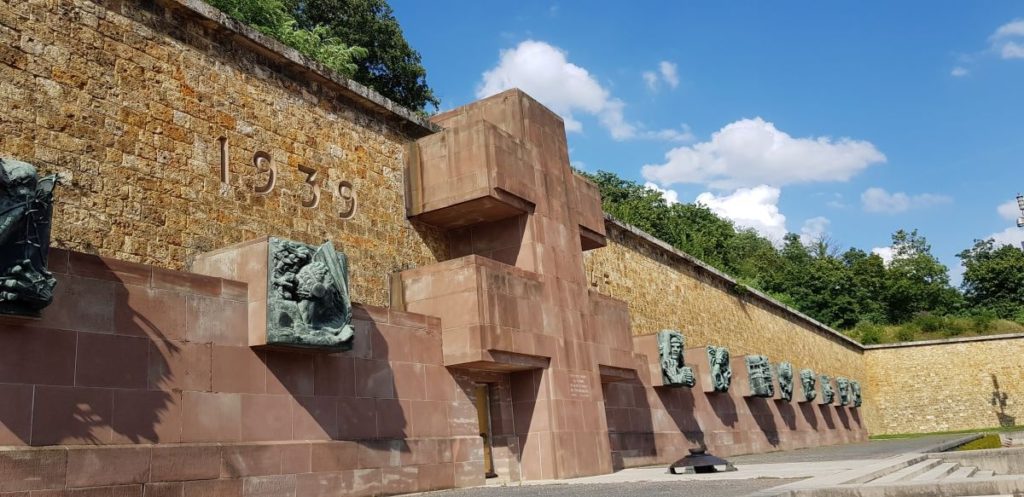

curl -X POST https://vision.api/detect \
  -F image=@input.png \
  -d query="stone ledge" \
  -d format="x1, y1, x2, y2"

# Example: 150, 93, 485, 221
863, 332, 1024, 350
149, 0, 440, 138
604, 215, 864, 351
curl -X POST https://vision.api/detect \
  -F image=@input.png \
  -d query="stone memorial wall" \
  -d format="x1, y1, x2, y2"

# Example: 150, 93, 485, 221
2, 0, 1009, 494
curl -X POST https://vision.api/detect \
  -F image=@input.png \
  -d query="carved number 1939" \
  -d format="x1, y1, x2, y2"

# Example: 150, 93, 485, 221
219, 137, 356, 218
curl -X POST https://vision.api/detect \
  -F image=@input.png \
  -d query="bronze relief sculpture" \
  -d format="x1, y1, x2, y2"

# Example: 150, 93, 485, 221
268, 237, 355, 350
658, 330, 695, 387
706, 346, 732, 392
0, 158, 58, 316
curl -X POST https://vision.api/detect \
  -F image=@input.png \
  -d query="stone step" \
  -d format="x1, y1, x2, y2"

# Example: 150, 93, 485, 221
868, 459, 942, 484
947, 465, 977, 479
911, 462, 959, 481
974, 469, 995, 478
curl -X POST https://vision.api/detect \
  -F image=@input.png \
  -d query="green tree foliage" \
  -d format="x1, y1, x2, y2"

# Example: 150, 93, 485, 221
959, 239, 1024, 318
207, 0, 367, 77
288, 0, 440, 112
581, 169, 1021, 340
883, 229, 959, 322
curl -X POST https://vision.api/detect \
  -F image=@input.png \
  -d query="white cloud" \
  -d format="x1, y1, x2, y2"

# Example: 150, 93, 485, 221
871, 246, 894, 265
644, 182, 679, 205
799, 216, 830, 245
993, 19, 1024, 39
641, 117, 886, 189
998, 199, 1021, 220
860, 187, 952, 214
951, 66, 969, 77
659, 61, 679, 88
990, 20, 1024, 59
642, 61, 679, 92
987, 226, 1024, 249
642, 71, 658, 91
1002, 42, 1024, 59
477, 40, 686, 141
695, 185, 787, 242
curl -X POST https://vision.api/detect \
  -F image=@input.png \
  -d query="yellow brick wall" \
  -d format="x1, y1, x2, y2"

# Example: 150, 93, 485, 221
584, 222, 866, 385
863, 337, 1024, 435
0, 0, 447, 306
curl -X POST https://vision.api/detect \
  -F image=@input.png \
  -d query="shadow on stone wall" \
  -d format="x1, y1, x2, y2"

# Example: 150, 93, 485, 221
992, 374, 1016, 428
746, 398, 780, 447
0, 253, 178, 446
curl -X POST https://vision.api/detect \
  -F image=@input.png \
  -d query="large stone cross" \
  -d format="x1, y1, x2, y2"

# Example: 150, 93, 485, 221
399, 89, 638, 479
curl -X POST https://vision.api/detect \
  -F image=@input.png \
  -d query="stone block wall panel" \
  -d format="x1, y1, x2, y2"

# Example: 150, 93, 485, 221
0, 0, 448, 308
863, 335, 1024, 435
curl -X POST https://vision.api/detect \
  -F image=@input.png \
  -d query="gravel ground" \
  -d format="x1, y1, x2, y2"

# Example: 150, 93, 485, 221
417, 479, 804, 497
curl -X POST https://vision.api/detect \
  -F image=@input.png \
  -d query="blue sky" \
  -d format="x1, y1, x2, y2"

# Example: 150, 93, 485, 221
390, 1, 1024, 284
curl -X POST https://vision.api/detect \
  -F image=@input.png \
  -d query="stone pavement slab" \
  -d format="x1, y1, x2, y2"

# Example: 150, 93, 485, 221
418, 479, 805, 497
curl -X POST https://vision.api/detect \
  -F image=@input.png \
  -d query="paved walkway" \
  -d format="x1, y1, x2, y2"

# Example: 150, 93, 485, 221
416, 434, 978, 497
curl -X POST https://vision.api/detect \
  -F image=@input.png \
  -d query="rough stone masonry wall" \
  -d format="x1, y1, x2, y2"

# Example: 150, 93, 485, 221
585, 221, 865, 380
863, 335, 1024, 435
0, 0, 447, 306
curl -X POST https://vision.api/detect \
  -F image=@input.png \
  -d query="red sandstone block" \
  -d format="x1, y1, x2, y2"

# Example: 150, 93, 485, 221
142, 482, 183, 497
346, 321, 373, 360
411, 401, 449, 438
357, 440, 407, 469
185, 296, 247, 346
76, 333, 149, 389
388, 310, 427, 330
370, 324, 418, 363
152, 268, 222, 297
61, 484, 144, 496
309, 441, 359, 472
0, 325, 76, 386
265, 353, 314, 397
453, 460, 484, 488
279, 443, 311, 475
184, 476, 243, 497
381, 466, 418, 495
417, 462, 454, 492
48, 248, 69, 274
375, 399, 409, 439
312, 355, 353, 397
336, 398, 376, 441
447, 400, 478, 437
31, 386, 113, 445
221, 280, 249, 302
67, 252, 152, 287
111, 389, 181, 444
339, 468, 381, 497
150, 445, 221, 482
212, 346, 266, 394
39, 276, 115, 334
408, 439, 438, 466
293, 471, 344, 497
391, 363, 425, 401
241, 475, 295, 497
422, 365, 455, 402
240, 394, 292, 442
181, 392, 241, 443
292, 396, 337, 441
221, 444, 281, 478
351, 304, 388, 324
113, 286, 186, 340
0, 384, 33, 445
353, 359, 394, 399
0, 447, 66, 492
66, 446, 151, 488
451, 437, 482, 464
148, 340, 211, 392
